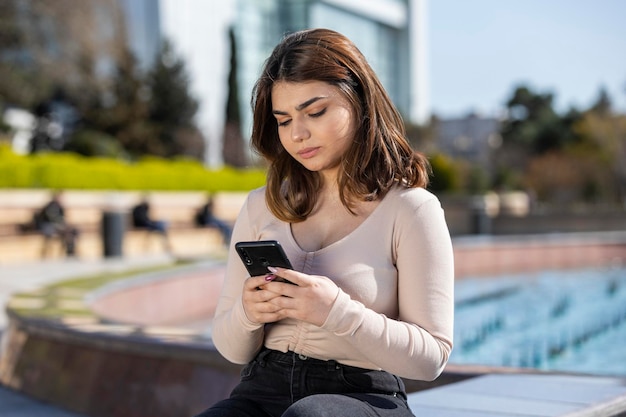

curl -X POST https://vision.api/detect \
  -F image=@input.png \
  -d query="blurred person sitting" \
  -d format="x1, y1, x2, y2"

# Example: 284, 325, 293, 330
194, 194, 232, 246
131, 197, 173, 253
34, 190, 79, 257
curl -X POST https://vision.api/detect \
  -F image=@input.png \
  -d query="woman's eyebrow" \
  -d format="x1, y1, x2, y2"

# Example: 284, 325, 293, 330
273, 96, 328, 115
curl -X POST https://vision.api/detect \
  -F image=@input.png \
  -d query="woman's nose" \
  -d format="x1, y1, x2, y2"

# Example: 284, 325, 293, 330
291, 119, 310, 142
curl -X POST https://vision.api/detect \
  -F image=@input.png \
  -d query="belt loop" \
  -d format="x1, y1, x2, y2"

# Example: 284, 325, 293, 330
255, 347, 272, 366
327, 360, 340, 371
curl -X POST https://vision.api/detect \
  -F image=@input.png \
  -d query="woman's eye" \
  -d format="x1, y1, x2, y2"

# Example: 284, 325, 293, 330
277, 119, 291, 127
310, 108, 327, 118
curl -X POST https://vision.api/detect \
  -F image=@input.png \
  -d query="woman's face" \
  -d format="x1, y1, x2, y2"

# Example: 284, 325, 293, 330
271, 80, 356, 177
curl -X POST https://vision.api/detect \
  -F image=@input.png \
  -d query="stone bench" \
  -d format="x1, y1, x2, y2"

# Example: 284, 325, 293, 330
0, 190, 246, 264
0, 224, 228, 265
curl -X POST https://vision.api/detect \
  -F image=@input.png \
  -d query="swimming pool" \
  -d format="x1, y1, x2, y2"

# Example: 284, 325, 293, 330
450, 265, 626, 377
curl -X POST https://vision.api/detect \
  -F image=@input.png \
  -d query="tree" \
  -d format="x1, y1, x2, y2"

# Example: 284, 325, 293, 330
524, 151, 612, 204
1, 1, 206, 160
147, 40, 203, 158
570, 88, 626, 203
500, 85, 577, 154
0, 0, 53, 108
0, 0, 128, 110
492, 85, 583, 192
510, 85, 625, 205
75, 48, 157, 157
222, 27, 248, 167
428, 153, 461, 193
0, 0, 132, 154
590, 86, 612, 116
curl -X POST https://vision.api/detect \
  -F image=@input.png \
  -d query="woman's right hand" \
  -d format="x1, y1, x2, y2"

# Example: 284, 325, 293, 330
241, 274, 286, 324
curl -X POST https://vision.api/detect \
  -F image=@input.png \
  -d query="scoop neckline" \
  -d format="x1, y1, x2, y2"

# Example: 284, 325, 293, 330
285, 186, 398, 255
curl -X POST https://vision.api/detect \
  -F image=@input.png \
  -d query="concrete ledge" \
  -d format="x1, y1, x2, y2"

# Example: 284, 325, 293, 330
453, 231, 626, 278
88, 265, 224, 327
0, 262, 241, 416
0, 312, 241, 416
407, 373, 626, 416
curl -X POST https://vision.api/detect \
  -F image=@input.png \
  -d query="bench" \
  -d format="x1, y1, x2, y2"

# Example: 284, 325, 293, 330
0, 190, 246, 265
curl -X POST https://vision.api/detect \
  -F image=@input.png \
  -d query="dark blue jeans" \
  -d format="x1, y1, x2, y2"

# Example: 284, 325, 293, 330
194, 349, 415, 417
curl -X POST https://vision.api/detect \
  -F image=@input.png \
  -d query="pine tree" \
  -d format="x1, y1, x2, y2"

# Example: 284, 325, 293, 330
222, 27, 248, 167
147, 40, 203, 158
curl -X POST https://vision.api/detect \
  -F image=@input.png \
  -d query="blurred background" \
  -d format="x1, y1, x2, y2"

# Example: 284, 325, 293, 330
1, 0, 625, 207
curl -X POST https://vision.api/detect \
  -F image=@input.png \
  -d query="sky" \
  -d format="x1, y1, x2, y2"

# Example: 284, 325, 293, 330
428, 0, 626, 118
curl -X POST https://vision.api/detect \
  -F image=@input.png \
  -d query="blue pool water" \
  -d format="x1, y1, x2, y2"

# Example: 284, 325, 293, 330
450, 266, 626, 377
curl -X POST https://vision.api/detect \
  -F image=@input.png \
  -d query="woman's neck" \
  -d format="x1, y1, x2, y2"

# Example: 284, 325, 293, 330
317, 175, 341, 204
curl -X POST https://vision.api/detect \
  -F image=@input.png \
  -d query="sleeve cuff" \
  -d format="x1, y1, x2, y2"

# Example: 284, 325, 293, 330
235, 296, 264, 331
321, 289, 366, 336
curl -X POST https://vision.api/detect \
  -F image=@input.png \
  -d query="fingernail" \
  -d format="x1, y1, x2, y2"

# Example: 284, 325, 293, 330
267, 266, 278, 273
265, 274, 275, 281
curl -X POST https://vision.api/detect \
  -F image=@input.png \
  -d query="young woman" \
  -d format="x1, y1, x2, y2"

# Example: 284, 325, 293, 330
196, 28, 454, 417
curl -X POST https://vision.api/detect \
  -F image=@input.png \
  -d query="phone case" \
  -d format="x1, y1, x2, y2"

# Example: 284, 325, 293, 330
235, 240, 293, 277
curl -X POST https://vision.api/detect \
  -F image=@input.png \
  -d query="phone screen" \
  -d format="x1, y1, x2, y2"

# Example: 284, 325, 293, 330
235, 240, 293, 277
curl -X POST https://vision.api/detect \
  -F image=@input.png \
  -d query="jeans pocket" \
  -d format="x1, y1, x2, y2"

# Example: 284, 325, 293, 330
338, 366, 400, 395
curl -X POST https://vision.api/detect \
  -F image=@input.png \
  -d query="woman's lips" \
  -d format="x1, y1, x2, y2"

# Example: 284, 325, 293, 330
297, 147, 320, 159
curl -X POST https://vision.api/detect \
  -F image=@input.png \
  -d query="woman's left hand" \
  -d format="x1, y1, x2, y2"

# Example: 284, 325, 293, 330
260, 267, 339, 327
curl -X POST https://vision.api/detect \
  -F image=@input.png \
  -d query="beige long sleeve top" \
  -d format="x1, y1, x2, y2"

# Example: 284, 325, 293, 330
211, 185, 454, 381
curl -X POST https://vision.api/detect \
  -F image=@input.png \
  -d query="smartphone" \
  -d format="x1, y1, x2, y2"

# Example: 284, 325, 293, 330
235, 240, 294, 283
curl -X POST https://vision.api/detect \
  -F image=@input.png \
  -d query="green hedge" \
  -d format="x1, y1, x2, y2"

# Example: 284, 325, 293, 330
0, 144, 267, 192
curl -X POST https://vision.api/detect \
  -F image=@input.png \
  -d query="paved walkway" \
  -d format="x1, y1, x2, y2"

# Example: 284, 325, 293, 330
0, 254, 177, 417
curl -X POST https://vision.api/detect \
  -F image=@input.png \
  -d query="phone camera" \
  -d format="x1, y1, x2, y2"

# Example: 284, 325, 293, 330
240, 249, 253, 265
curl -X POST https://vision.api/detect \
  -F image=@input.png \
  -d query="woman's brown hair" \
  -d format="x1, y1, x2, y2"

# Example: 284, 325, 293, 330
251, 28, 430, 222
